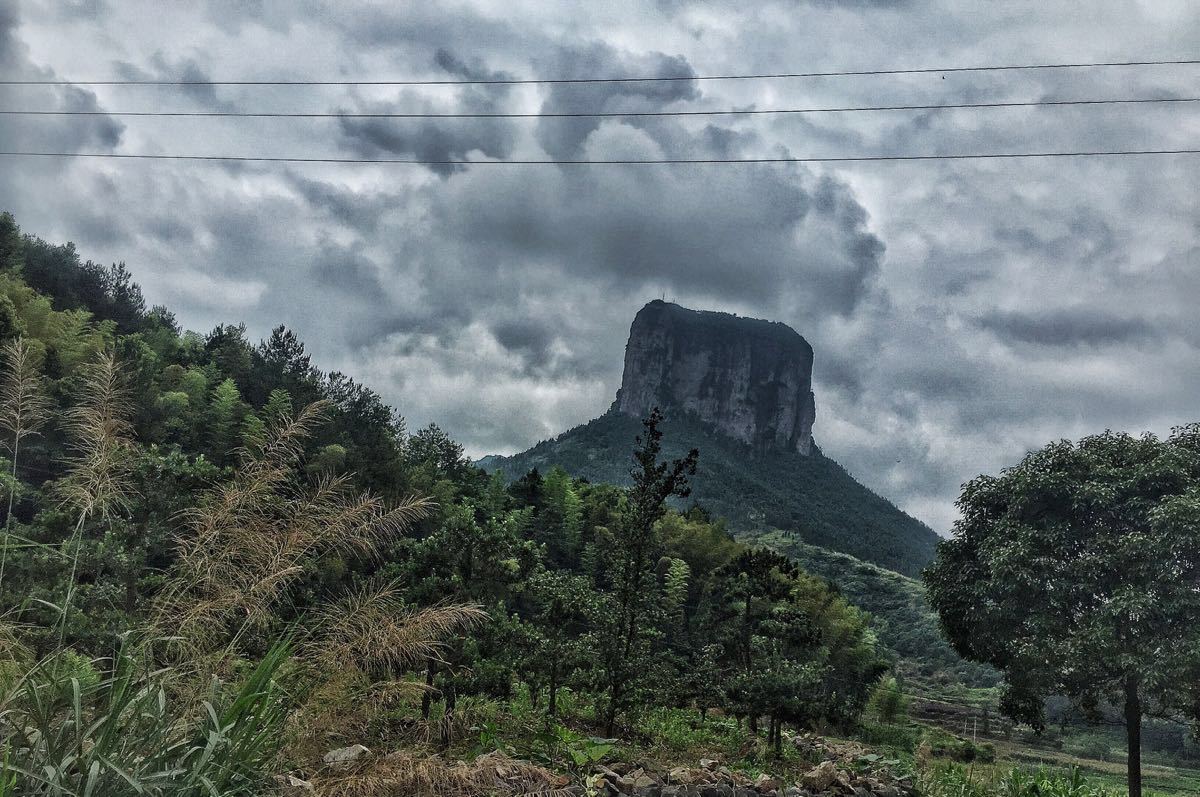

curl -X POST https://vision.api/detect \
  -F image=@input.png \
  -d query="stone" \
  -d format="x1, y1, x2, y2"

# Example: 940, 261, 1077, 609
801, 761, 840, 793
615, 301, 817, 455
755, 774, 782, 791
700, 758, 721, 770
321, 744, 369, 766
273, 775, 314, 795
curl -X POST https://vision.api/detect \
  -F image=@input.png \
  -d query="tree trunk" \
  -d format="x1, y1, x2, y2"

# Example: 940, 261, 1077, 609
421, 662, 436, 720
548, 661, 558, 717
1124, 675, 1142, 797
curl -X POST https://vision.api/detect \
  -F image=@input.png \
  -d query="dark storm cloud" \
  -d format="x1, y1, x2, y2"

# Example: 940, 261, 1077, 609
534, 43, 698, 158
5, 0, 1199, 534
336, 51, 518, 175
0, 5, 123, 153
285, 174, 393, 234
977, 308, 1161, 347
112, 55, 235, 110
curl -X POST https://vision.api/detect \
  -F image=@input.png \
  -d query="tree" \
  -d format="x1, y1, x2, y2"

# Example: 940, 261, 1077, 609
521, 569, 595, 716
600, 407, 697, 736
925, 426, 1200, 797
207, 378, 247, 462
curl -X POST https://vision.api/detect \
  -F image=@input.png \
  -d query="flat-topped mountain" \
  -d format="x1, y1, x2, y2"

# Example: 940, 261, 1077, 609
481, 300, 941, 577
615, 301, 817, 454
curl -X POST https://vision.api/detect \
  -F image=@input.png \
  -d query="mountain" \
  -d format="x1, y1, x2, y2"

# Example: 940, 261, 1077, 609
617, 300, 817, 454
480, 301, 942, 577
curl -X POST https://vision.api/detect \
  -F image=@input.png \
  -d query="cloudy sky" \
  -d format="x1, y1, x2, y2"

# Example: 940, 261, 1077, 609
2, 0, 1198, 532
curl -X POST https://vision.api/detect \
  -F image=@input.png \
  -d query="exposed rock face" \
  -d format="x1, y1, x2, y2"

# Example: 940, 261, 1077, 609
615, 300, 816, 454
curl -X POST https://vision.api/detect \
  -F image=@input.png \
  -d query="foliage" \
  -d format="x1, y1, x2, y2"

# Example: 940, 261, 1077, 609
0, 214, 894, 794
917, 762, 1117, 797
0, 637, 291, 796
869, 676, 910, 724
926, 427, 1200, 797
481, 408, 940, 577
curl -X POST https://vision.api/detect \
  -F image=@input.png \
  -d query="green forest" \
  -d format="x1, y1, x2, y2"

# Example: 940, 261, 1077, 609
0, 213, 890, 793
481, 410, 940, 578
2, 211, 1199, 797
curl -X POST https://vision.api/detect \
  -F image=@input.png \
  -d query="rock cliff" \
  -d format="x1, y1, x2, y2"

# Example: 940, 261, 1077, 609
614, 300, 817, 454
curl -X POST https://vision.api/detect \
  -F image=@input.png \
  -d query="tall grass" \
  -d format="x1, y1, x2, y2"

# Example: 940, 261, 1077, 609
0, 336, 51, 591
917, 760, 1118, 797
0, 347, 490, 795
0, 636, 290, 796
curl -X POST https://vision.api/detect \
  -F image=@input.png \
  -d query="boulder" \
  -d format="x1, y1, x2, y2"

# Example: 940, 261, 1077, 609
322, 744, 369, 766
755, 774, 782, 791
801, 761, 840, 792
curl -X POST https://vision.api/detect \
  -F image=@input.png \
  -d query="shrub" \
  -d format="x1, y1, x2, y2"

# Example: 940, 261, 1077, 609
0, 638, 291, 796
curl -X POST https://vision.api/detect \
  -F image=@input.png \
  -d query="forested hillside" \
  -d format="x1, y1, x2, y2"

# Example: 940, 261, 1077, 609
480, 411, 941, 577
0, 213, 893, 793
738, 529, 999, 688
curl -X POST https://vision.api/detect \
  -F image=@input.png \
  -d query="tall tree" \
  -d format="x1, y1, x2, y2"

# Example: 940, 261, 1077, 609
925, 426, 1200, 797
601, 407, 697, 736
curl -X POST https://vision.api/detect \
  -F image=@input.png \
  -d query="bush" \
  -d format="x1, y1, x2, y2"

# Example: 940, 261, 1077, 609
868, 676, 910, 724
924, 727, 995, 763
857, 720, 920, 752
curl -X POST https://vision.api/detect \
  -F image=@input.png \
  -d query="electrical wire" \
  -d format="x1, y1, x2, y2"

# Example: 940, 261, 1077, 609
3, 96, 1198, 119
2, 149, 1197, 166
4, 58, 1197, 86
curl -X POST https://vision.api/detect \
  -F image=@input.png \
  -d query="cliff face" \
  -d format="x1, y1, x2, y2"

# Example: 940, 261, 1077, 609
614, 300, 817, 454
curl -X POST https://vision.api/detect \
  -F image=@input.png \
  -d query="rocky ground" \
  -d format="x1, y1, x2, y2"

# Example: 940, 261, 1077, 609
283, 734, 916, 796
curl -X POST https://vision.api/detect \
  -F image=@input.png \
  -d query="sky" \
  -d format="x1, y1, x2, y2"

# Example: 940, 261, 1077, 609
1, 0, 1198, 533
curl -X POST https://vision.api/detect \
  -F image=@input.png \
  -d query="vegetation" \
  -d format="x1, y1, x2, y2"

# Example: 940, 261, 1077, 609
480, 409, 941, 577
5, 210, 1199, 796
0, 213, 888, 794
926, 429, 1200, 797
741, 528, 1000, 688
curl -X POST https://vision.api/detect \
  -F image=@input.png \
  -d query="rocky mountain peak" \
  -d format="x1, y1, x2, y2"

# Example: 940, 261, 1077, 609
614, 300, 817, 454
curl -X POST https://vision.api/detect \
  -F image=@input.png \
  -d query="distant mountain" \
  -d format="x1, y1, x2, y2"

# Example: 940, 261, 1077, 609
479, 300, 941, 577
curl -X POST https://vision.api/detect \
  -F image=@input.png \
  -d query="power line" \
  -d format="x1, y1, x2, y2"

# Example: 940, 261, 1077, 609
2, 149, 1197, 166
4, 96, 1197, 119
3, 58, 1198, 86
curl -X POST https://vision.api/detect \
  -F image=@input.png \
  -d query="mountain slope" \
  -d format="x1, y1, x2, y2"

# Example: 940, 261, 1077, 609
480, 410, 941, 578
738, 528, 998, 687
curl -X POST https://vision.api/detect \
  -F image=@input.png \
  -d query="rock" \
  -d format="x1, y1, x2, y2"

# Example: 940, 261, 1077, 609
322, 744, 369, 766
783, 789, 807, 797
801, 761, 840, 792
273, 775, 314, 795
700, 758, 721, 771
615, 301, 817, 455
755, 774, 782, 791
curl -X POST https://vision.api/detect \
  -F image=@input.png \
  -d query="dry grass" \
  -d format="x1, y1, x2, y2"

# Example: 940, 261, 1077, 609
285, 587, 488, 763
308, 750, 572, 797
55, 349, 136, 520
152, 400, 435, 657
0, 336, 52, 591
